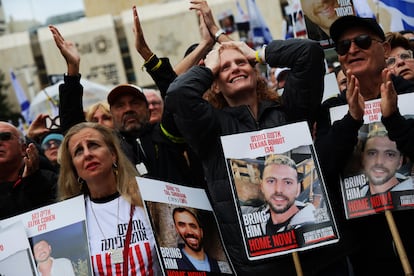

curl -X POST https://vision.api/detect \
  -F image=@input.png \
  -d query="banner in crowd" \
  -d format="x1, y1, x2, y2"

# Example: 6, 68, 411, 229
137, 177, 235, 275
0, 195, 93, 276
330, 93, 414, 219
0, 222, 37, 275
299, 0, 355, 48
220, 122, 339, 260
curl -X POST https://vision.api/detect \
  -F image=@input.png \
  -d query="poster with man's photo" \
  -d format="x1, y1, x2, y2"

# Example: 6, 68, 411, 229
330, 93, 414, 219
136, 177, 235, 275
0, 195, 93, 275
0, 222, 37, 276
221, 122, 339, 261
299, 0, 355, 48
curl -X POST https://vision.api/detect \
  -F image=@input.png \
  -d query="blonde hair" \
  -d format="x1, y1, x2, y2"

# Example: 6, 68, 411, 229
85, 101, 112, 122
264, 154, 297, 171
58, 122, 143, 206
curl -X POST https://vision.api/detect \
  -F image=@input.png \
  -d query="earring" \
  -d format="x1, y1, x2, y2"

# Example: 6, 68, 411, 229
77, 176, 86, 189
113, 162, 118, 176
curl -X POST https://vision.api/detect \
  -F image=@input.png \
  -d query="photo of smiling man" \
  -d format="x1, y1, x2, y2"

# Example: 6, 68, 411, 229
172, 207, 221, 273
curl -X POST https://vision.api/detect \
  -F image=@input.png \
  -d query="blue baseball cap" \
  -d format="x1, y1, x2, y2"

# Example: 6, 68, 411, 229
42, 133, 64, 147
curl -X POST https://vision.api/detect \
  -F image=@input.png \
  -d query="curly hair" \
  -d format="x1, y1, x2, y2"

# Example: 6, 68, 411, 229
203, 45, 280, 109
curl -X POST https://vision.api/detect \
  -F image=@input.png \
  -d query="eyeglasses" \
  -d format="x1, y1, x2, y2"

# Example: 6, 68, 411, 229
0, 132, 13, 141
386, 50, 413, 68
335, 34, 382, 56
42, 139, 62, 151
148, 101, 162, 106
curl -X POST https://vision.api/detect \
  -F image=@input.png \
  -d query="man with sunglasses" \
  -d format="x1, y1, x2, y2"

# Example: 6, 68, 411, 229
313, 15, 414, 275
0, 122, 57, 219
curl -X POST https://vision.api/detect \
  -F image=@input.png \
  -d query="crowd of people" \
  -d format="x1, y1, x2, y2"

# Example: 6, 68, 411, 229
2, 1, 414, 275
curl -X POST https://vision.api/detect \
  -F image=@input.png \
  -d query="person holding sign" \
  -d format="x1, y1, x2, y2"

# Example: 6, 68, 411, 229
360, 126, 414, 196
58, 122, 160, 275
315, 15, 414, 275
172, 207, 220, 273
33, 239, 75, 276
165, 9, 337, 272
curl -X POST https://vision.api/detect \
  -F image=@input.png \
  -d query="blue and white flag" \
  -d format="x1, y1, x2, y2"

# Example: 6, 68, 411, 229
10, 70, 31, 124
378, 0, 414, 31
245, 0, 273, 48
235, 0, 249, 23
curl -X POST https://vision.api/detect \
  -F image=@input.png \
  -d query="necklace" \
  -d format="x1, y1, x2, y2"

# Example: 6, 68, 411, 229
89, 196, 124, 264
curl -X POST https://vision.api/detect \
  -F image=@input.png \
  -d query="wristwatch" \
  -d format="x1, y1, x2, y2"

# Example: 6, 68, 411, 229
214, 29, 225, 42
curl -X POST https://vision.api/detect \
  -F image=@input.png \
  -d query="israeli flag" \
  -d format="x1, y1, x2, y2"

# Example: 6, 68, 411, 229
379, 0, 414, 31
10, 70, 31, 124
246, 0, 273, 48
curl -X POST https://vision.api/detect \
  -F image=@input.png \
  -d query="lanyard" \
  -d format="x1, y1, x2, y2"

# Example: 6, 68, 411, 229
123, 204, 135, 276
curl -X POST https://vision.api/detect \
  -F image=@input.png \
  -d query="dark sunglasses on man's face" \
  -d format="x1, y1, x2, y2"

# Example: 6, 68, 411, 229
335, 34, 382, 56
0, 132, 13, 142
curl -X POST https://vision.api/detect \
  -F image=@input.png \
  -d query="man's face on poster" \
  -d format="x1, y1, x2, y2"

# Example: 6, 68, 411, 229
33, 240, 52, 263
174, 211, 204, 252
362, 136, 403, 186
261, 164, 300, 214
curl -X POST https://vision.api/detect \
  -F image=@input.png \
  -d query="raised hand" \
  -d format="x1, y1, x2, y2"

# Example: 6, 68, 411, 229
345, 69, 365, 121
26, 114, 51, 140
22, 143, 40, 177
132, 5, 153, 61
49, 25, 80, 76
380, 68, 398, 118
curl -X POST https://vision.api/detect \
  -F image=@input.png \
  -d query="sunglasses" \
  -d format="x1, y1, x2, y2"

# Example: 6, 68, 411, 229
386, 50, 413, 68
335, 34, 382, 56
0, 132, 13, 142
42, 139, 62, 151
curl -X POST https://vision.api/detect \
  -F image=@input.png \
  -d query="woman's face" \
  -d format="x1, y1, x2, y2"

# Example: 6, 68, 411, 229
91, 106, 114, 129
68, 128, 116, 184
215, 48, 257, 102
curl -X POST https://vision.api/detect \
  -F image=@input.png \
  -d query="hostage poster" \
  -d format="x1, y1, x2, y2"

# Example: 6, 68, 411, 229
0, 222, 37, 276
0, 195, 93, 276
136, 177, 235, 275
220, 121, 338, 260
330, 93, 414, 219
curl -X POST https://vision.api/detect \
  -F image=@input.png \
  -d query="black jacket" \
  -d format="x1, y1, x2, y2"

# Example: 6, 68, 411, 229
166, 39, 325, 275
59, 68, 201, 187
0, 169, 57, 219
314, 75, 414, 275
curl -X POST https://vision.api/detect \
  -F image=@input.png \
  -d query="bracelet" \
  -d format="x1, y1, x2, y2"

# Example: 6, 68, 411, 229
141, 53, 155, 71
214, 29, 225, 42
255, 50, 263, 64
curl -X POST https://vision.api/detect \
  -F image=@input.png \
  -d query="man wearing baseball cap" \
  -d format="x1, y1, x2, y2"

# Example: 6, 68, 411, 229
50, 20, 204, 188
313, 15, 414, 275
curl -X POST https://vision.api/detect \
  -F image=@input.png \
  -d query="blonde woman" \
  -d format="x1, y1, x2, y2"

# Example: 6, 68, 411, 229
58, 122, 160, 275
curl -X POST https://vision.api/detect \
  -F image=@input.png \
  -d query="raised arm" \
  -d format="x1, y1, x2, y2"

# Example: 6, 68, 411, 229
49, 25, 85, 134
381, 68, 414, 160
189, 0, 232, 43
173, 11, 215, 75
132, 5, 176, 97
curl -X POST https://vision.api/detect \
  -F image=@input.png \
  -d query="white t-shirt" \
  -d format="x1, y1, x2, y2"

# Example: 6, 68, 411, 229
86, 195, 160, 275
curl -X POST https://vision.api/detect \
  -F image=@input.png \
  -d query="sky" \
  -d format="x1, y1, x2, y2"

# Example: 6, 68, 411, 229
2, 0, 84, 24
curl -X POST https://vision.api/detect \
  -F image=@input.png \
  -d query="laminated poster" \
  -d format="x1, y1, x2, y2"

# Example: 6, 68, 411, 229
0, 195, 93, 275
299, 0, 355, 48
137, 177, 235, 275
0, 221, 37, 276
220, 121, 339, 261
330, 93, 414, 219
